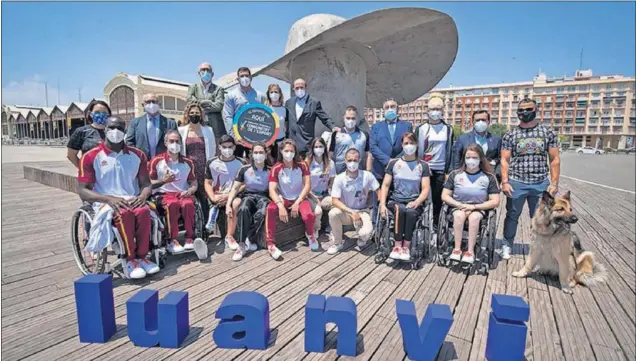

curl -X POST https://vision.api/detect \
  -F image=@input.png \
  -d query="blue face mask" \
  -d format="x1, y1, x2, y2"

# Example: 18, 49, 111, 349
385, 109, 397, 122
91, 111, 109, 125
200, 71, 212, 82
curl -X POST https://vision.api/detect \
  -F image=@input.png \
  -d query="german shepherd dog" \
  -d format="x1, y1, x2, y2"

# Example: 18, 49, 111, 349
511, 190, 606, 294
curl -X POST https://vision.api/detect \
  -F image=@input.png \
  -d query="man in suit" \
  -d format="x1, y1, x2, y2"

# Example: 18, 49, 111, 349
286, 78, 338, 156
369, 99, 413, 182
187, 62, 226, 141
125, 93, 178, 159
453, 110, 502, 181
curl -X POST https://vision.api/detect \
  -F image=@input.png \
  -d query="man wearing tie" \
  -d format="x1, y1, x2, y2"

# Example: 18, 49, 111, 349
125, 93, 178, 159
369, 99, 412, 224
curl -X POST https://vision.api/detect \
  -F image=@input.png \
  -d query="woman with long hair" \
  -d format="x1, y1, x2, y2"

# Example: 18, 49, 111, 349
305, 137, 336, 238
441, 143, 500, 264
178, 102, 216, 218
66, 99, 112, 168
226, 142, 272, 261
379, 132, 431, 261
265, 139, 317, 259
265, 84, 288, 160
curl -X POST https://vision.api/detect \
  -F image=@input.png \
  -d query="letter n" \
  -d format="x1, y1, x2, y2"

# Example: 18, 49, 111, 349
126, 289, 190, 348
213, 291, 270, 350
304, 294, 357, 356
74, 274, 117, 343
396, 300, 453, 361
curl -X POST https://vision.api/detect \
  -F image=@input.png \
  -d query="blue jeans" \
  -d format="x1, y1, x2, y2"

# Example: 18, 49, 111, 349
503, 178, 550, 247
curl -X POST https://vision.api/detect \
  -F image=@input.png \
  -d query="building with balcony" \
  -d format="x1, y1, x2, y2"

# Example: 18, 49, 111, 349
364, 69, 636, 149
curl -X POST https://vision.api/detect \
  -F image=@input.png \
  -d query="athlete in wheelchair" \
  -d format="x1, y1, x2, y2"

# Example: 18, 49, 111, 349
375, 132, 434, 269
72, 116, 161, 279
438, 144, 500, 275
148, 130, 207, 261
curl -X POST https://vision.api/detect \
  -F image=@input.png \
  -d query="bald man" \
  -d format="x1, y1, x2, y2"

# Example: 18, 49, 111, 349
285, 78, 336, 156
125, 93, 178, 159
187, 62, 226, 140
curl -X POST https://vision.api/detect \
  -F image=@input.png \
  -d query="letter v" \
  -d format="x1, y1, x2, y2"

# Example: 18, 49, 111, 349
395, 300, 454, 361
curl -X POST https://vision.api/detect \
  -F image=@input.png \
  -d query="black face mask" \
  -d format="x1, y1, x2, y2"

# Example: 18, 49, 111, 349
190, 115, 201, 124
517, 111, 536, 123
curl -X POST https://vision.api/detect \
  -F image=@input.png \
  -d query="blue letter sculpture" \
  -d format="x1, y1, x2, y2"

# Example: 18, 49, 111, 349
304, 294, 357, 356
74, 274, 117, 343
485, 294, 530, 361
127, 289, 190, 348
396, 300, 453, 361
213, 291, 270, 349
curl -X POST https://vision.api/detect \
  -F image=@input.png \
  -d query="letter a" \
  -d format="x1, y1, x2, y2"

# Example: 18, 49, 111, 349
396, 300, 453, 361
213, 291, 270, 350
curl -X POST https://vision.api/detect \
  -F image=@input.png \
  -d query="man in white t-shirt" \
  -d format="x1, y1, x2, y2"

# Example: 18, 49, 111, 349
327, 148, 380, 255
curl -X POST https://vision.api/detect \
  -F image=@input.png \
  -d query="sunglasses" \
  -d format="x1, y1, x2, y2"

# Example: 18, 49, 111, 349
143, 100, 158, 105
345, 117, 356, 120
518, 108, 534, 112
199, 69, 211, 73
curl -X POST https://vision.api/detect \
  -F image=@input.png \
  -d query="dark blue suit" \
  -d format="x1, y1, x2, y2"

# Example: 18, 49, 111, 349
369, 119, 413, 180
452, 130, 502, 176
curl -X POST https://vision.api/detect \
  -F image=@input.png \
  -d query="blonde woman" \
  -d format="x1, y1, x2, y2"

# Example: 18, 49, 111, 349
179, 102, 216, 218
416, 92, 454, 226
305, 137, 336, 239
265, 84, 289, 159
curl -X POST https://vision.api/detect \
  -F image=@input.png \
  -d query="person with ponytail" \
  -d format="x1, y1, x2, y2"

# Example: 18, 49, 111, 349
441, 144, 500, 264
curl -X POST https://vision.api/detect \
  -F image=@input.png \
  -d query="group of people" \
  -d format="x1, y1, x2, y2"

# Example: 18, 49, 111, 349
71, 62, 561, 279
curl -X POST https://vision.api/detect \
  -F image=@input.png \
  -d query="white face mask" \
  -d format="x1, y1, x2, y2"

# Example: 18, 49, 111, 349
403, 144, 417, 155
295, 89, 306, 99
253, 153, 266, 164
346, 161, 359, 172
167, 143, 181, 154
428, 110, 443, 121
473, 120, 488, 133
220, 147, 234, 158
313, 147, 325, 157
283, 151, 295, 161
269, 92, 280, 102
144, 102, 160, 115
106, 129, 125, 144
465, 158, 480, 169
344, 119, 356, 129
239, 76, 251, 87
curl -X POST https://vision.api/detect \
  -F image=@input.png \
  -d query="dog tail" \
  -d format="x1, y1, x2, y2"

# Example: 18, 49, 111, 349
575, 251, 607, 287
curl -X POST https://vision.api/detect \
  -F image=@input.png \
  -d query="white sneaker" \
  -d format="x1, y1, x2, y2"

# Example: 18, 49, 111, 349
389, 247, 401, 260
193, 238, 208, 260
124, 259, 146, 279
245, 238, 258, 252
183, 238, 195, 251
225, 236, 239, 251
327, 243, 344, 255
400, 247, 411, 261
232, 248, 245, 262
167, 240, 185, 254
461, 252, 475, 264
306, 232, 319, 251
501, 245, 511, 260
138, 259, 160, 275
268, 244, 282, 260
449, 249, 462, 261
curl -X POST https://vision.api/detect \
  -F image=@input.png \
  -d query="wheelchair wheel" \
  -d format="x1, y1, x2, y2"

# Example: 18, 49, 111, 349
436, 207, 450, 267
194, 200, 206, 240
70, 207, 107, 275
487, 211, 498, 269
373, 214, 391, 264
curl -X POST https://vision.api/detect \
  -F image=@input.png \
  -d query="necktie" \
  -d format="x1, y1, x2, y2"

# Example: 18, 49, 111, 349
388, 122, 396, 143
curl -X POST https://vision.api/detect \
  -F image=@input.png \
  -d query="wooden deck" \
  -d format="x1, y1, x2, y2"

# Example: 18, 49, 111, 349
1, 161, 634, 361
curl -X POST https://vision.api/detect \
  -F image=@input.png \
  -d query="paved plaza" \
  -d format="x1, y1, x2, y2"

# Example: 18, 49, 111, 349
1, 145, 635, 361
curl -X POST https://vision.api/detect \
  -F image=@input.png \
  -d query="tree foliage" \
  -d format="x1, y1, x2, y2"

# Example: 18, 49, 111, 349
488, 123, 509, 137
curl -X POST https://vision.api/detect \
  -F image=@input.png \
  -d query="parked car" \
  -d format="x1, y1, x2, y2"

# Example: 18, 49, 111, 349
626, 147, 635, 154
576, 146, 605, 155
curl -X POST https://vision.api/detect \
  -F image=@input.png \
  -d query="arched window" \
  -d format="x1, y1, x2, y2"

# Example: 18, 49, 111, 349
109, 86, 135, 122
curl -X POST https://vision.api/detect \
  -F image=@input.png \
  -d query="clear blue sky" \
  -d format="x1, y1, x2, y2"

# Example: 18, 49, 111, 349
2, 1, 634, 107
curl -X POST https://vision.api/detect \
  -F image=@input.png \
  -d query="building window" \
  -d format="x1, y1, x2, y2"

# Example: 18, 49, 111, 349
109, 86, 135, 122
606, 84, 612, 90
578, 85, 588, 92
557, 87, 565, 93
567, 86, 576, 92
577, 111, 585, 117
592, 86, 600, 92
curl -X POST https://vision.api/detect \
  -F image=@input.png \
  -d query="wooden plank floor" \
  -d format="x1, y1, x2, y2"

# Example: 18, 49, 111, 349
1, 162, 634, 361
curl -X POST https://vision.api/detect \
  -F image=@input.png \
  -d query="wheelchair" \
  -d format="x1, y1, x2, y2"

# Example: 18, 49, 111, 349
372, 199, 436, 270
70, 202, 163, 278
149, 195, 207, 260
436, 203, 497, 275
